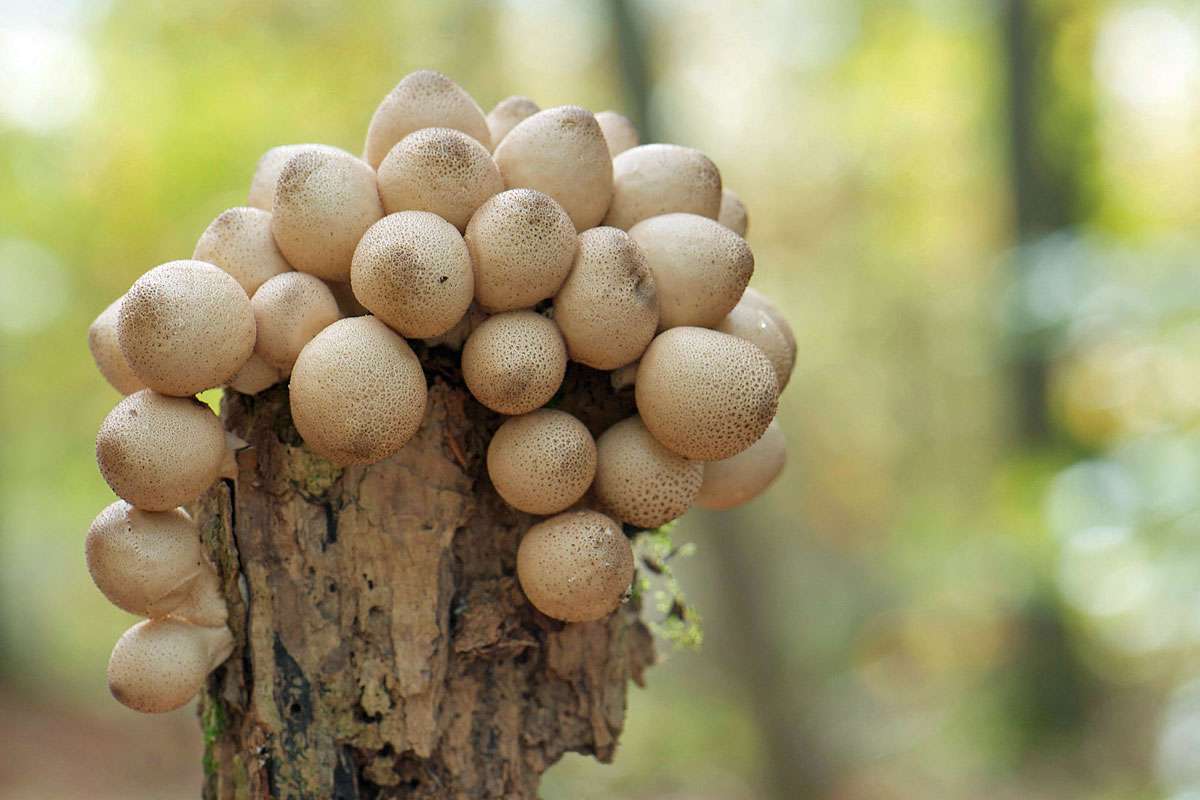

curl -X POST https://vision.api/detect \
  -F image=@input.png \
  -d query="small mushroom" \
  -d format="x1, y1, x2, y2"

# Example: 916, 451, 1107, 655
247, 143, 351, 211
593, 416, 702, 529
628, 213, 753, 330
516, 510, 634, 623
251, 272, 341, 374
603, 144, 722, 231
364, 69, 490, 169
718, 188, 748, 237
192, 207, 292, 295
377, 127, 504, 230
696, 418, 787, 511
487, 409, 597, 515
226, 352, 282, 396
107, 618, 234, 714
595, 110, 639, 157
89, 297, 145, 395
351, 212, 474, 338
289, 316, 427, 465
741, 287, 796, 379
487, 95, 540, 149
464, 188, 577, 312
716, 290, 795, 392
636, 327, 778, 461
117, 260, 256, 397
493, 106, 613, 231
461, 311, 567, 415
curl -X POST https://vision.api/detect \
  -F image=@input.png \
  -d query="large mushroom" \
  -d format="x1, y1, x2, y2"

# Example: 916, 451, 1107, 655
107, 619, 234, 713
603, 144, 722, 231
363, 69, 490, 168
487, 409, 597, 515
461, 311, 567, 415
593, 416, 702, 529
376, 127, 503, 229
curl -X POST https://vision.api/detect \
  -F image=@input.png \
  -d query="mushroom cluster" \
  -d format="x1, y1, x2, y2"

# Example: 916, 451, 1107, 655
87, 70, 795, 711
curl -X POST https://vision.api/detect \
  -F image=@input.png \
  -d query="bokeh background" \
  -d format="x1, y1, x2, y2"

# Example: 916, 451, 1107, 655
2, 0, 1199, 797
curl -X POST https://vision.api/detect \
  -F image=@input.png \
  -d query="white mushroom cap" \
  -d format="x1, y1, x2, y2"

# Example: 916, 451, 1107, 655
487, 95, 540, 150
226, 352, 282, 396
628, 213, 753, 330
493, 106, 613, 231
516, 510, 634, 623
716, 291, 795, 392
718, 188, 748, 237
289, 316, 427, 465
117, 260, 256, 397
595, 110, 639, 157
251, 272, 341, 374
351, 212, 474, 338
86, 500, 227, 627
247, 143, 351, 211
552, 226, 658, 370
96, 390, 234, 511
461, 311, 567, 415
593, 416, 702, 529
377, 127, 503, 230
270, 148, 384, 282
487, 409, 596, 515
464, 189, 577, 312
635, 327, 778, 461
603, 144, 722, 231
107, 618, 233, 714
696, 418, 786, 511
192, 207, 292, 295
89, 297, 145, 395
363, 69, 490, 168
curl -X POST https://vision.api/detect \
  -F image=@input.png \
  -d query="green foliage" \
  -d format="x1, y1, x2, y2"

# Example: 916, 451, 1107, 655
633, 522, 702, 650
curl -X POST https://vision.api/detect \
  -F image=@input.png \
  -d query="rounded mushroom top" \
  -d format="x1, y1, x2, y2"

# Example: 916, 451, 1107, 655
603, 144, 722, 231
552, 226, 658, 370
635, 327, 779, 461
364, 69, 490, 168
377, 127, 503, 230
192, 206, 292, 295
89, 296, 145, 395
251, 272, 341, 373
595, 110, 639, 157
716, 290, 795, 392
117, 259, 256, 397
593, 415, 703, 529
288, 316, 427, 465
516, 510, 635, 623
628, 213, 753, 330
487, 409, 597, 516
107, 618, 233, 714
461, 311, 567, 415
487, 95, 540, 150
247, 143, 350, 211
718, 188, 749, 237
696, 418, 787, 511
493, 105, 613, 231
741, 287, 796, 369
351, 211, 474, 338
464, 188, 577, 312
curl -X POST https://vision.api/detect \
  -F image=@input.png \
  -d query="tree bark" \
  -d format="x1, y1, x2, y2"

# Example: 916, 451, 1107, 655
195, 355, 655, 799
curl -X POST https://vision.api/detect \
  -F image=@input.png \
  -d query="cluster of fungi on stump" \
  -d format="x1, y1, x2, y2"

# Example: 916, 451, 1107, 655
85, 69, 795, 798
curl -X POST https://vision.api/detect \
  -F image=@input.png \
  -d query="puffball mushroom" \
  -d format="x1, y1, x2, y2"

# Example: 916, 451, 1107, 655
89, 297, 145, 395
227, 352, 282, 396
96, 390, 237, 511
86, 501, 227, 627
192, 206, 292, 295
107, 618, 234, 714
696, 418, 787, 511
593, 416, 703, 529
716, 290, 795, 392
117, 260, 256, 397
493, 105, 613, 231
377, 127, 503, 230
487, 95, 540, 149
251, 272, 341, 374
247, 143, 351, 211
595, 110, 639, 157
351, 212, 475, 338
516, 510, 635, 623
718, 188, 749, 237
464, 188, 577, 312
288, 316, 427, 465
270, 148, 384, 282
487, 410, 597, 515
364, 69, 490, 169
461, 311, 567, 415
741, 287, 796, 378
636, 327, 779, 461
628, 213, 754, 330
603, 144, 722, 231
552, 226, 658, 370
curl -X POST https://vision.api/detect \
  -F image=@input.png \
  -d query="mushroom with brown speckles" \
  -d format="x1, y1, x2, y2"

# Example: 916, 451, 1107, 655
487, 95, 540, 150
192, 207, 292, 295
89, 297, 145, 395
593, 416, 702, 529
247, 143, 351, 211
487, 409, 596, 515
603, 144, 722, 231
461, 311, 567, 415
364, 70, 490, 169
251, 272, 341, 374
716, 290, 795, 392
377, 127, 503, 230
696, 419, 787, 511
107, 618, 234, 713
595, 110, 639, 157
718, 188, 748, 237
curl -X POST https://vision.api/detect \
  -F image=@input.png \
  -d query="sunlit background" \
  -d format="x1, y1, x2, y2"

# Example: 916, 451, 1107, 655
1, 0, 1198, 798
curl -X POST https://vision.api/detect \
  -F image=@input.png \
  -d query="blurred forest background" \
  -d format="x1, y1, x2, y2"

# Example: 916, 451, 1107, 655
2, 0, 1199, 798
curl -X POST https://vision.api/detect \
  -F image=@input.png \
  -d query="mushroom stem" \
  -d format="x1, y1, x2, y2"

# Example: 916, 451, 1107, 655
171, 569, 229, 628
220, 431, 247, 479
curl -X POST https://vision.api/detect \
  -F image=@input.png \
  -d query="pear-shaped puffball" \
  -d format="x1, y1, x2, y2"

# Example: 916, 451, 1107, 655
487, 409, 597, 515
716, 291, 795, 392
461, 311, 567, 415
89, 297, 145, 395
192, 207, 292, 295
628, 213, 753, 330
289, 316, 427, 465
251, 272, 340, 374
516, 510, 634, 623
96, 390, 235, 511
718, 188, 748, 237
118, 260, 256, 397
465, 189, 577, 312
552, 226, 658, 370
271, 149, 384, 282
696, 419, 787, 511
247, 143, 351, 211
86, 501, 227, 627
636, 327, 778, 461
107, 618, 234, 714
595, 110, 639, 157
603, 144, 722, 231
377, 128, 503, 230
351, 212, 474, 338
227, 352, 282, 396
594, 416, 702, 529
493, 106, 613, 231
364, 69, 490, 168
487, 95, 540, 149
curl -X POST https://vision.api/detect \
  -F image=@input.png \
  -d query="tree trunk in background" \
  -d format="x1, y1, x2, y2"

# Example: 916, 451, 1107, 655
194, 359, 654, 800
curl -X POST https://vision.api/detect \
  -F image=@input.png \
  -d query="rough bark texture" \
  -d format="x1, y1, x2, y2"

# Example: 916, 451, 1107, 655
195, 355, 655, 800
